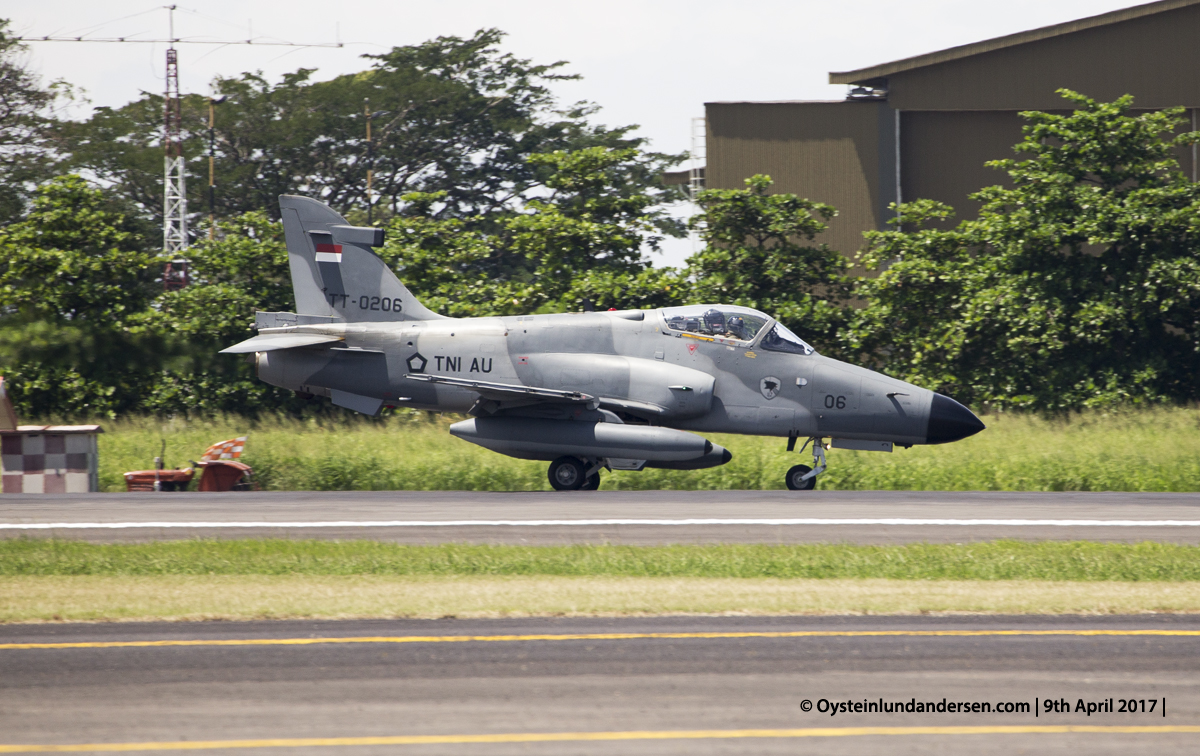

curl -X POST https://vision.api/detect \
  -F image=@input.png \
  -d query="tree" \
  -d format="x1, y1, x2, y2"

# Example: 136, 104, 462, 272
380, 147, 688, 316
0, 21, 67, 223
0, 175, 158, 322
686, 175, 851, 353
0, 175, 169, 417
850, 91, 1200, 410
131, 212, 309, 416
59, 29, 682, 233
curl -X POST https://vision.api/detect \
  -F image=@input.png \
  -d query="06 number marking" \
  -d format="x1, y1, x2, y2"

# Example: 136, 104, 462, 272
824, 394, 847, 409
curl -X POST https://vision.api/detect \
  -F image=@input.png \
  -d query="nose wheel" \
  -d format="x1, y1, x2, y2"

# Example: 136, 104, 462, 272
785, 464, 815, 491
785, 435, 827, 491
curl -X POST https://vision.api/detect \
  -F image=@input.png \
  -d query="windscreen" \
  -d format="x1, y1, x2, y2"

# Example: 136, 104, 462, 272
760, 322, 816, 355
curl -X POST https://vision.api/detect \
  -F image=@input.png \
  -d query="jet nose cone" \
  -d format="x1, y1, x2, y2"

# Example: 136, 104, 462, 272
925, 393, 986, 444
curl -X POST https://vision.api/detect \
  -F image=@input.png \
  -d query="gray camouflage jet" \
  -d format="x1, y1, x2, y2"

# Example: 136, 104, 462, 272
222, 195, 985, 491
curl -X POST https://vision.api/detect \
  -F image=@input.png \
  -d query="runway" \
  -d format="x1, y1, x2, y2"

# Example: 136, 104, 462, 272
2, 615, 1198, 755
2, 490, 1200, 543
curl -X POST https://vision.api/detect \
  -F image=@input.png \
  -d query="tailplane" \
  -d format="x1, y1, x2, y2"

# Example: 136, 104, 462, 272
279, 195, 445, 322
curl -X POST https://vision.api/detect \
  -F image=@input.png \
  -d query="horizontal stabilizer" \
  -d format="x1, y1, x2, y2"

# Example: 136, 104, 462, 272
219, 332, 343, 354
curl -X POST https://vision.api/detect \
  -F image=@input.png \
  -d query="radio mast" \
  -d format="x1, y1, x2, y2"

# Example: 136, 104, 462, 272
18, 8, 342, 270
162, 6, 187, 267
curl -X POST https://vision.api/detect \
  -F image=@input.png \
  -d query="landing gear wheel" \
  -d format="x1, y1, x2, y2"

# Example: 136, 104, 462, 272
785, 464, 816, 491
549, 456, 587, 491
581, 472, 601, 491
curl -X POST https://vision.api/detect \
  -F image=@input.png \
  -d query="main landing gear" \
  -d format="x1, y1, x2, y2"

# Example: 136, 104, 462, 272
548, 456, 603, 491
785, 435, 827, 491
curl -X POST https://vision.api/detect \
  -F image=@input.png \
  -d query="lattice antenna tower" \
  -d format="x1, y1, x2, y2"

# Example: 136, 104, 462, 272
17, 8, 343, 269
162, 6, 188, 262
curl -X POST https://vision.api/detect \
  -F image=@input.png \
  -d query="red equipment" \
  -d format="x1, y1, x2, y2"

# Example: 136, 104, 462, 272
123, 435, 253, 492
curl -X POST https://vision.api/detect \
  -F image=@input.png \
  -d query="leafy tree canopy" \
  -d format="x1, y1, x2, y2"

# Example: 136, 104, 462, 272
0, 175, 158, 322
0, 21, 68, 222
850, 90, 1200, 410
58, 29, 683, 235
381, 146, 687, 316
687, 175, 852, 354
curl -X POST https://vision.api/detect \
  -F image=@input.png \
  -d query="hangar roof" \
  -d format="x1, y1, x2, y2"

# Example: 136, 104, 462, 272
830, 0, 1200, 85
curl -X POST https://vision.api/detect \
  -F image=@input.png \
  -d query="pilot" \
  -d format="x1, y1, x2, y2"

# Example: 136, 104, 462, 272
702, 309, 725, 335
726, 316, 749, 340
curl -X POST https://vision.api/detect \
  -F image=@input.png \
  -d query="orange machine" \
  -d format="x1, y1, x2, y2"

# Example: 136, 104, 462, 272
124, 435, 253, 492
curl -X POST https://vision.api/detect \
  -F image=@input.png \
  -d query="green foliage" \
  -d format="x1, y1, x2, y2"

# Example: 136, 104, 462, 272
0, 175, 158, 322
688, 175, 852, 354
0, 176, 169, 417
558, 266, 690, 313
379, 147, 687, 317
183, 213, 293, 313
0, 199, 321, 418
503, 146, 684, 310
58, 29, 681, 228
91, 406, 1200, 492
852, 91, 1200, 410
132, 213, 329, 416
0, 319, 178, 418
5, 539, 1200, 582
0, 21, 64, 222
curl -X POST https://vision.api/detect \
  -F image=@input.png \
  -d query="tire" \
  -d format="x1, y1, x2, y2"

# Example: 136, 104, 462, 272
549, 456, 587, 491
785, 464, 816, 491
581, 472, 601, 491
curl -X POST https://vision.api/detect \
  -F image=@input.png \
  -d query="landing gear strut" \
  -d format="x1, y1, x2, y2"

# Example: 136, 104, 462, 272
785, 436, 827, 491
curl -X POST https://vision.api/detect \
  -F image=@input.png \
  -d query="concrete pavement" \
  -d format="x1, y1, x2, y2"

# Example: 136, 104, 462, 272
2, 490, 1199, 543
1, 615, 1198, 754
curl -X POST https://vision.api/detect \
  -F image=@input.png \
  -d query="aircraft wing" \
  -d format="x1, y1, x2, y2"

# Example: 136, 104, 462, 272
405, 374, 675, 418
220, 333, 344, 354
404, 374, 595, 404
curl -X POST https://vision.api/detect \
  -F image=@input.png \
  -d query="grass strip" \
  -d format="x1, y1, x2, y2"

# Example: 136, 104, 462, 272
4, 539, 1200, 581
94, 408, 1200, 492
6, 575, 1200, 622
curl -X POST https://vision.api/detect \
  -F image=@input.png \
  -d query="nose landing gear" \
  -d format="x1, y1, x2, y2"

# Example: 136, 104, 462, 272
785, 435, 827, 491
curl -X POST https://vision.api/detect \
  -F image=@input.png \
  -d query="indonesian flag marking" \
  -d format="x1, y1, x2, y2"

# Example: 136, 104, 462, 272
315, 242, 343, 263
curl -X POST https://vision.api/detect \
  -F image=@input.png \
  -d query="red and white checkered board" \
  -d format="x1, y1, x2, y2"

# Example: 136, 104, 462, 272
201, 436, 248, 462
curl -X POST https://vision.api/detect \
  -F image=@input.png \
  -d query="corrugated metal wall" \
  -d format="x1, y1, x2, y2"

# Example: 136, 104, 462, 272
887, 4, 1200, 111
705, 101, 896, 256
900, 111, 1025, 222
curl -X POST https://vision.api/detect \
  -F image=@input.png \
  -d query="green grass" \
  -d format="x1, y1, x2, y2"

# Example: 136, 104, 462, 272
5, 540, 1200, 582
93, 407, 1200, 491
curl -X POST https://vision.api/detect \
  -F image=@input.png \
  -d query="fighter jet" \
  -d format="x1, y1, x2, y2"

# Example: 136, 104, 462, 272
221, 196, 985, 491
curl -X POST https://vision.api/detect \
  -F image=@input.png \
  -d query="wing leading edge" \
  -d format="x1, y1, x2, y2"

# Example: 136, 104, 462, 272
219, 332, 343, 354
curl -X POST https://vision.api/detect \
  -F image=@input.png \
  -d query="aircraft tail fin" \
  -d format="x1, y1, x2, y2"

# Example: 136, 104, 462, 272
278, 195, 446, 322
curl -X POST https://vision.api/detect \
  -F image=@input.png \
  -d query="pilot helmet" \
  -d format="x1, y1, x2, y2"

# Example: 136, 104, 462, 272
703, 309, 725, 332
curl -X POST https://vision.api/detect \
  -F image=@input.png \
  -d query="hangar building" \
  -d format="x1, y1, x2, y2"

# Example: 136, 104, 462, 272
699, 0, 1200, 256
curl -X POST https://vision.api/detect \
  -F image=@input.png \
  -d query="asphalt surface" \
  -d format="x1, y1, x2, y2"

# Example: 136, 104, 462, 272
2, 490, 1200, 543
2, 615, 1198, 755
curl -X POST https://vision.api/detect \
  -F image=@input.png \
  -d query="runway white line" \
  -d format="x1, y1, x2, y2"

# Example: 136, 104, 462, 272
3, 519, 1200, 529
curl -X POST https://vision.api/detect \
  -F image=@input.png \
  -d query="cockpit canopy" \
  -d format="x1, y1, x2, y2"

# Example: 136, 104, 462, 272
662, 305, 770, 342
659, 305, 816, 355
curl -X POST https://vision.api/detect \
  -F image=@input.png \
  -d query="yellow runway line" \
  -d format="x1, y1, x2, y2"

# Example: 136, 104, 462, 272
2, 726, 1200, 751
4, 628, 1200, 651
